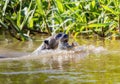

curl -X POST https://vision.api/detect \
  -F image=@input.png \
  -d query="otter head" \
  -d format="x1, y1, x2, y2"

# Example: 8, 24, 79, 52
59, 34, 69, 43
42, 38, 57, 49
57, 33, 73, 49
41, 33, 65, 50
58, 33, 75, 50
40, 33, 72, 50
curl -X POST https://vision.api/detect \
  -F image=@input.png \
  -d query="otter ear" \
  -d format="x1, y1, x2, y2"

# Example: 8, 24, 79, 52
44, 40, 49, 45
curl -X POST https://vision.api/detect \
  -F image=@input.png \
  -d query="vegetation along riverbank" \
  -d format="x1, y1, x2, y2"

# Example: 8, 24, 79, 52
0, 0, 120, 41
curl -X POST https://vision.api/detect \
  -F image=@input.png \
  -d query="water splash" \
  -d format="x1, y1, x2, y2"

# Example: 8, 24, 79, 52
0, 45, 106, 63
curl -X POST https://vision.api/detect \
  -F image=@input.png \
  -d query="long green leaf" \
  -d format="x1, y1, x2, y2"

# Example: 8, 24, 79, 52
28, 5, 37, 28
36, 0, 45, 16
6, 17, 20, 32
66, 5, 83, 22
65, 23, 75, 34
2, 0, 9, 16
91, 0, 95, 9
0, 19, 8, 29
86, 23, 110, 28
20, 0, 34, 30
17, 11, 21, 27
20, 10, 33, 30
55, 0, 64, 13
102, 5, 118, 15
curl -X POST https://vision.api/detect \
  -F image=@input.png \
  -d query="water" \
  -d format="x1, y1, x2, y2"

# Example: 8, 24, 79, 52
0, 37, 120, 84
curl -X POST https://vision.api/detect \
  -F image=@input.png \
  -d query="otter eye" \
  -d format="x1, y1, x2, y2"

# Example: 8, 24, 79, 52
63, 34, 68, 38
57, 33, 62, 37
55, 33, 62, 39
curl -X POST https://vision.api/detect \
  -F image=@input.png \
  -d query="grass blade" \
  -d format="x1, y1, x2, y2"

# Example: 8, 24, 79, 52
86, 23, 110, 28
55, 0, 64, 13
2, 0, 9, 16
36, 0, 45, 16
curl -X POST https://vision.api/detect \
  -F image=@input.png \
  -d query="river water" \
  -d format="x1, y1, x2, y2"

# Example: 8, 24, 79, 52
0, 37, 120, 84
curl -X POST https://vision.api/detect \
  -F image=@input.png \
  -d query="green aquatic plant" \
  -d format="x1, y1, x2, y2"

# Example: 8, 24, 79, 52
0, 0, 120, 41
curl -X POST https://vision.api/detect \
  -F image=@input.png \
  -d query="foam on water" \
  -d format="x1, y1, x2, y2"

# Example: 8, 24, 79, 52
0, 45, 106, 62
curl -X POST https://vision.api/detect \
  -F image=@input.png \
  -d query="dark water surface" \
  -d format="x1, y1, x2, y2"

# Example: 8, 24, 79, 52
0, 37, 120, 84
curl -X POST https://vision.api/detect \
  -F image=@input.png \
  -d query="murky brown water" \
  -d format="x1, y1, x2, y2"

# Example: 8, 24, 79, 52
0, 37, 120, 84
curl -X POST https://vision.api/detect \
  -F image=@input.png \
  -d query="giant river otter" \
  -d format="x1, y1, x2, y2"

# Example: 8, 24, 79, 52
0, 33, 106, 60
36, 33, 74, 50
